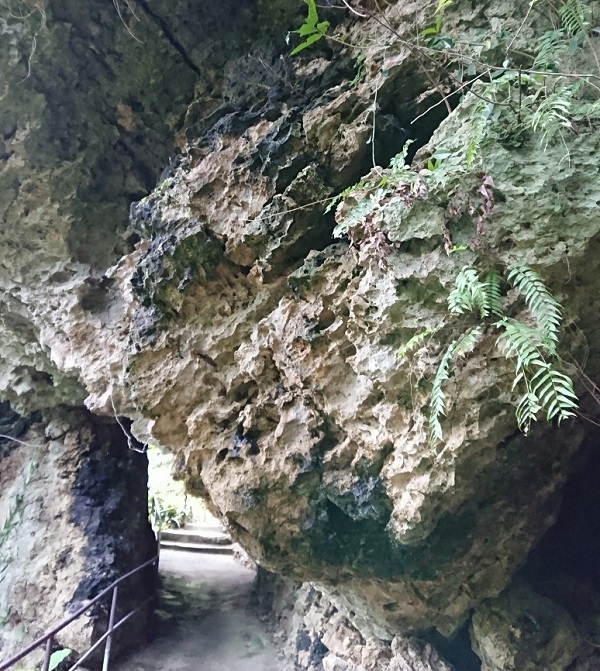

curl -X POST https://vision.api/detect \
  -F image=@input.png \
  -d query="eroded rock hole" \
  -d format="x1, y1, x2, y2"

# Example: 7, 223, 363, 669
422, 622, 482, 671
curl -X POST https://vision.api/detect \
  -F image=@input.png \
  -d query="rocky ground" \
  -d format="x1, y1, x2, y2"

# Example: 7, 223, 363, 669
113, 549, 281, 671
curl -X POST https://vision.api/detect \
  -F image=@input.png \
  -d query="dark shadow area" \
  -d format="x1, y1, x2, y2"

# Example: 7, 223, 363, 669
422, 622, 482, 671
0, 401, 39, 459
515, 432, 600, 670
522, 436, 600, 591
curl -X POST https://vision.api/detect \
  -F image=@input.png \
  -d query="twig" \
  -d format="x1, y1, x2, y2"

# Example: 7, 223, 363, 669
112, 0, 144, 44
0, 434, 46, 449
340, 0, 367, 18
371, 78, 379, 167
110, 392, 147, 453
410, 71, 488, 124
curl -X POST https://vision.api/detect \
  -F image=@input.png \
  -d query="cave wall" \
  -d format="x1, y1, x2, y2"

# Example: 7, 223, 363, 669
2, 0, 600, 669
0, 404, 155, 661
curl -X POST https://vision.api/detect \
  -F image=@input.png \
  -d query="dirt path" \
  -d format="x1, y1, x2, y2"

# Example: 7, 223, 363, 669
114, 550, 282, 671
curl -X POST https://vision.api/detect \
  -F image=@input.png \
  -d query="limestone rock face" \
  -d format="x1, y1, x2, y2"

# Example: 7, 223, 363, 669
0, 404, 156, 661
282, 584, 454, 671
471, 582, 580, 671
116, 86, 600, 638
2, 0, 600, 669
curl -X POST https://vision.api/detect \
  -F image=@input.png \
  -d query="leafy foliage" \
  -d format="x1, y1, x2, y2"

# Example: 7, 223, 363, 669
506, 265, 562, 347
416, 0, 600, 164
296, 0, 588, 445
429, 326, 483, 445
448, 267, 503, 318
429, 339, 456, 446
149, 495, 191, 529
148, 446, 194, 529
427, 264, 577, 444
289, 0, 330, 55
398, 326, 441, 358
558, 0, 589, 38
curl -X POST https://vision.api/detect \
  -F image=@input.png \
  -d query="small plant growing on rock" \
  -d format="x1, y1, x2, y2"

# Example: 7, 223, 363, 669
288, 0, 330, 55
427, 263, 578, 445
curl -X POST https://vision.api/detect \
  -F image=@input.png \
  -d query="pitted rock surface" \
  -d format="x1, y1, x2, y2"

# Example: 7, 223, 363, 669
3, 1, 600, 669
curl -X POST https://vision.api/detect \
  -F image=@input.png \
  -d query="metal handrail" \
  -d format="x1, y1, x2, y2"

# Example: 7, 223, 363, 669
0, 555, 159, 671
150, 495, 163, 556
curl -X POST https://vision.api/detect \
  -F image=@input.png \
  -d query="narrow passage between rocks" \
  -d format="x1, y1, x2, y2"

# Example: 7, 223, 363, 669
114, 550, 281, 671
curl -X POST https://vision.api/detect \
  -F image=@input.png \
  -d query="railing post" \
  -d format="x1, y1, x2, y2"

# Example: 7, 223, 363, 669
0, 556, 157, 671
41, 637, 53, 671
101, 586, 119, 671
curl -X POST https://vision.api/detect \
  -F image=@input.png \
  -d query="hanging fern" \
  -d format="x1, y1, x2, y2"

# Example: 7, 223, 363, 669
530, 365, 578, 422
425, 263, 577, 444
530, 87, 574, 149
448, 267, 488, 316
516, 391, 543, 433
496, 319, 549, 377
429, 340, 456, 445
448, 267, 503, 318
534, 28, 567, 70
497, 318, 578, 432
484, 270, 503, 317
429, 326, 483, 445
558, 0, 589, 37
507, 265, 562, 348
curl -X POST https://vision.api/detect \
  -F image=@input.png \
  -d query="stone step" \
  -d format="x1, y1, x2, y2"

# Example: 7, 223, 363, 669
160, 540, 235, 555
160, 528, 231, 545
185, 520, 224, 532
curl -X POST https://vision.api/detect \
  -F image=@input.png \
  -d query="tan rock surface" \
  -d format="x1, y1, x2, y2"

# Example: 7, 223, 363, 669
2, 0, 600, 668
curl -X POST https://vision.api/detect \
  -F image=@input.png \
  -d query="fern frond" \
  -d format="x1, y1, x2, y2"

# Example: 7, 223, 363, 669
559, 0, 589, 37
484, 270, 503, 317
448, 267, 489, 318
429, 340, 457, 445
496, 319, 548, 373
466, 133, 482, 167
497, 317, 578, 432
530, 88, 574, 149
455, 325, 484, 356
530, 365, 578, 423
516, 391, 542, 434
533, 29, 566, 70
398, 325, 441, 358
507, 265, 562, 350
429, 326, 483, 445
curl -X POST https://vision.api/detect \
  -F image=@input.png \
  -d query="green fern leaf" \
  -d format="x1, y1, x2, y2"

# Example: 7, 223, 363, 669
516, 392, 542, 434
429, 327, 483, 445
496, 319, 548, 368
398, 325, 442, 358
533, 28, 567, 70
484, 270, 504, 316
429, 341, 456, 445
559, 0, 589, 36
530, 87, 574, 149
448, 267, 489, 317
507, 265, 562, 350
455, 325, 484, 356
530, 365, 578, 423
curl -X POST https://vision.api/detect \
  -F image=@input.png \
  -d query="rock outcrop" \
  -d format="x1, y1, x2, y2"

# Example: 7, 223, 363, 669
2, 0, 600, 669
0, 404, 155, 661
